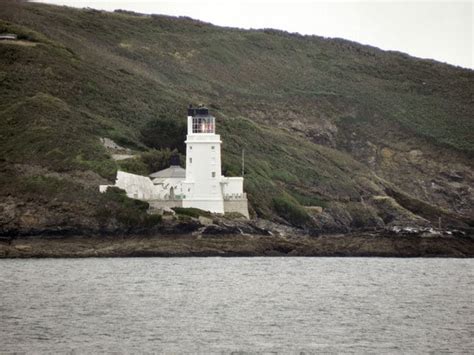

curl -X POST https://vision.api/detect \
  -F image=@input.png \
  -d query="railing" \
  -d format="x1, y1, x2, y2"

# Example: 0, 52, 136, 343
165, 194, 185, 201
224, 193, 247, 201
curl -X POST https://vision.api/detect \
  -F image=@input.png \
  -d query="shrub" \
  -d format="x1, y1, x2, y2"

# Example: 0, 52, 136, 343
102, 186, 149, 212
98, 186, 164, 228
172, 207, 212, 218
272, 195, 310, 227
345, 202, 383, 229
117, 148, 184, 175
140, 114, 186, 153
141, 148, 183, 173
143, 214, 163, 226
117, 157, 148, 175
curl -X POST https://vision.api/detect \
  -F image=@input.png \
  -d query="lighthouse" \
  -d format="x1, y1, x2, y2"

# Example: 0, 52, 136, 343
100, 104, 249, 218
182, 105, 225, 213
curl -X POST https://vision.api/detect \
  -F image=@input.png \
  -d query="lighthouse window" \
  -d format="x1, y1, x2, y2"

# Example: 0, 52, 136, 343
211, 171, 216, 178
189, 146, 192, 150
189, 157, 192, 164
192, 116, 215, 133
211, 146, 215, 150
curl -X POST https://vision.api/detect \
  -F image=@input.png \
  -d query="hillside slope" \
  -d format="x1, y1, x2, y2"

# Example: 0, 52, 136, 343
0, 2, 473, 235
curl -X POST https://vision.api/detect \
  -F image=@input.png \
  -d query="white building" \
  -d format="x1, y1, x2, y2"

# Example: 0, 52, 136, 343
100, 105, 249, 218
149, 160, 186, 200
99, 170, 158, 200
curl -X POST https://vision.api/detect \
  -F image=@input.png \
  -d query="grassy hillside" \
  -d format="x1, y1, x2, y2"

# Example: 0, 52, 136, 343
0, 1, 472, 233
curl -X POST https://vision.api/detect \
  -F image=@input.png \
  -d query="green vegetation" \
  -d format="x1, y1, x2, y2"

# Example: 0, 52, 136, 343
98, 187, 162, 228
273, 195, 311, 227
2, 174, 86, 199
172, 207, 212, 218
0, 19, 56, 44
344, 202, 383, 229
0, 169, 161, 232
117, 157, 149, 176
141, 115, 187, 153
0, 1, 472, 231
224, 212, 247, 220
101, 186, 149, 212
117, 148, 183, 175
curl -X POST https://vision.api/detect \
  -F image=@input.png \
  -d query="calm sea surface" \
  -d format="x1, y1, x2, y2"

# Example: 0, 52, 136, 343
1, 258, 472, 353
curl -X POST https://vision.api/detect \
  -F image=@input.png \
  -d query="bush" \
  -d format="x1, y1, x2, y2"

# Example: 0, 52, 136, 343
140, 114, 186, 153
102, 186, 149, 212
141, 148, 183, 173
172, 207, 212, 218
117, 157, 148, 175
272, 195, 310, 227
98, 187, 163, 228
143, 214, 163, 226
117, 148, 184, 175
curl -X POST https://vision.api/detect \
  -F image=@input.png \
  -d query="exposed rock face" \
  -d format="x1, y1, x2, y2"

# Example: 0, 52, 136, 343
370, 196, 429, 227
338, 128, 474, 221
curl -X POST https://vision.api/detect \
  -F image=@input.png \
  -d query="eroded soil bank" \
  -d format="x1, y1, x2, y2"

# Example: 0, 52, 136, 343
1, 232, 473, 258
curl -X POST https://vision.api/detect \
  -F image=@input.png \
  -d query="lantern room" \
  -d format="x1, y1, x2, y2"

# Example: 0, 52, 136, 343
187, 105, 215, 134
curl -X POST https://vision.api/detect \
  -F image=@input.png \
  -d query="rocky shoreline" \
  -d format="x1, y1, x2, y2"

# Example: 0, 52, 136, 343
1, 216, 472, 258
1, 230, 473, 258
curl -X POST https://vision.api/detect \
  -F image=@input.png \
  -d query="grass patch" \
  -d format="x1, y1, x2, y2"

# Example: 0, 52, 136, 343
272, 194, 311, 227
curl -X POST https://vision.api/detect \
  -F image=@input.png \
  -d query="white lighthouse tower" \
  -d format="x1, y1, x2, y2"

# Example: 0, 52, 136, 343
182, 105, 225, 213
99, 104, 249, 217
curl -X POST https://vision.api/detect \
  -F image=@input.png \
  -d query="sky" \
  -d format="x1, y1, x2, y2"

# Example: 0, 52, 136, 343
38, 0, 473, 69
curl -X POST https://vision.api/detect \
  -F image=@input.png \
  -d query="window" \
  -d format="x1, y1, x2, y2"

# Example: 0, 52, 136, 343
189, 146, 192, 150
211, 172, 216, 178
211, 146, 215, 150
189, 157, 192, 163
192, 116, 215, 133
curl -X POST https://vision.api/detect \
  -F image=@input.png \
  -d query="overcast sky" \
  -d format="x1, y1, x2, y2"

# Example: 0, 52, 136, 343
38, 0, 473, 69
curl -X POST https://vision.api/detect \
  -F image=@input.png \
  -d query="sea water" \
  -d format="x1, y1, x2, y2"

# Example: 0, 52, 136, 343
1, 258, 472, 352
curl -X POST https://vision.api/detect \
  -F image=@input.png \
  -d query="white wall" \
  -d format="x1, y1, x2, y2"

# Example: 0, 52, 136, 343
224, 200, 250, 219
222, 177, 244, 198
152, 177, 185, 199
114, 171, 158, 200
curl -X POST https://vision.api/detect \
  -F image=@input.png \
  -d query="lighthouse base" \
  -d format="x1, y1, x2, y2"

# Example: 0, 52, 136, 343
224, 199, 250, 219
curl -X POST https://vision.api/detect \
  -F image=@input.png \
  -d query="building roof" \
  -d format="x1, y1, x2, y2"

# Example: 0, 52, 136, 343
149, 165, 185, 179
